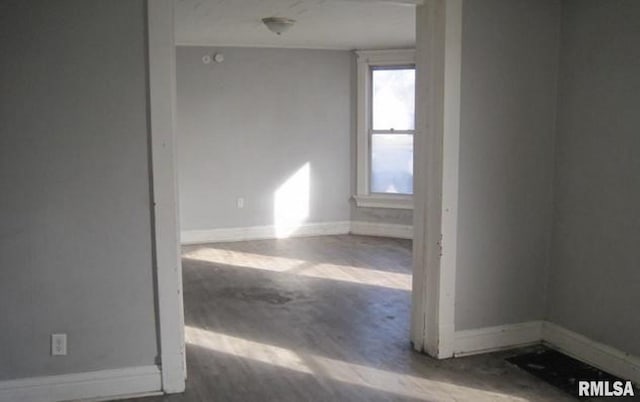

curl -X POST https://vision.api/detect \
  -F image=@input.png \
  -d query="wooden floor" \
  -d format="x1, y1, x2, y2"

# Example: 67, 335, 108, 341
120, 235, 574, 402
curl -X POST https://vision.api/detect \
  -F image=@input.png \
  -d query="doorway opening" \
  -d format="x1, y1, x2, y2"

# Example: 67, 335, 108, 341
149, 0, 464, 398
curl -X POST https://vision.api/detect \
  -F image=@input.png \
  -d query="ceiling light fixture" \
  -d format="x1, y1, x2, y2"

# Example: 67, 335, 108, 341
262, 17, 296, 35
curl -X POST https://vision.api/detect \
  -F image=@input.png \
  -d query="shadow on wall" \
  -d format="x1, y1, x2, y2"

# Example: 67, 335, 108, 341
274, 162, 310, 238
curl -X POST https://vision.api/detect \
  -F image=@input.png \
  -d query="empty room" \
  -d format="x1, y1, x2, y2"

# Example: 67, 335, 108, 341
0, 0, 638, 401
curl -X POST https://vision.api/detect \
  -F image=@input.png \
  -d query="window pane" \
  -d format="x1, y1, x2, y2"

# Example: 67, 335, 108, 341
372, 68, 415, 131
371, 134, 413, 195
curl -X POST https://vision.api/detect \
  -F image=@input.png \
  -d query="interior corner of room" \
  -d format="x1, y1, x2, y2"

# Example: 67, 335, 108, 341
1, 0, 639, 401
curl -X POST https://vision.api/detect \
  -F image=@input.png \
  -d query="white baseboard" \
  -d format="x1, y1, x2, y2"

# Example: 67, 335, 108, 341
542, 321, 640, 385
453, 321, 543, 357
181, 220, 413, 244
452, 320, 640, 385
181, 221, 351, 245
0, 365, 162, 402
349, 221, 413, 239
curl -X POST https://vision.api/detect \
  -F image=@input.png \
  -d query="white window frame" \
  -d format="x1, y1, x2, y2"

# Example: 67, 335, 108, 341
354, 49, 416, 210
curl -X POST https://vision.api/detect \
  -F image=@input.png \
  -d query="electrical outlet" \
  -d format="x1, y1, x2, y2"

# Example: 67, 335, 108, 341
237, 197, 245, 208
51, 333, 67, 356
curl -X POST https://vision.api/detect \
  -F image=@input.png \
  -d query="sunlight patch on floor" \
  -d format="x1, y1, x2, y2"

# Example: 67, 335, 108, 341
184, 248, 412, 291
185, 326, 529, 402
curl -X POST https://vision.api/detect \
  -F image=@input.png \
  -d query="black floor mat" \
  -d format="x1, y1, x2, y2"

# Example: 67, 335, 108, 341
506, 348, 633, 398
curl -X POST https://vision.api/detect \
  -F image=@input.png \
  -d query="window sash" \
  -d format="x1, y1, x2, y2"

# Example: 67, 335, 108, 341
368, 65, 416, 133
354, 49, 416, 209
368, 132, 414, 195
368, 65, 415, 195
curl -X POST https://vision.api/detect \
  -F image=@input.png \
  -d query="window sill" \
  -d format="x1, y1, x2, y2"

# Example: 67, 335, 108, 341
353, 194, 413, 210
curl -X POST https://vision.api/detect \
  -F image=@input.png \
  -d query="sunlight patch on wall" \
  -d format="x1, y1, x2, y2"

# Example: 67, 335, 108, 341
185, 326, 529, 402
274, 163, 310, 238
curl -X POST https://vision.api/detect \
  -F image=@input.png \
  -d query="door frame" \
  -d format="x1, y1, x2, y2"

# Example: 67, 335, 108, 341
147, 0, 186, 393
411, 0, 463, 359
146, 0, 465, 395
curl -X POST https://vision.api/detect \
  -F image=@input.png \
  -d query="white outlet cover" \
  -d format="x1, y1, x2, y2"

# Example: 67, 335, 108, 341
51, 333, 67, 356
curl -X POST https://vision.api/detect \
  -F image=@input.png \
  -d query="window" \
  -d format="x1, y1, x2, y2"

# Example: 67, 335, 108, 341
354, 50, 415, 209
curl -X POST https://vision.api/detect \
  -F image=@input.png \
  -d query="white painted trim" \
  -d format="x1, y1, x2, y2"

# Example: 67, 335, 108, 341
354, 48, 416, 206
355, 48, 370, 198
353, 194, 413, 210
0, 366, 161, 402
449, 321, 640, 385
437, 0, 463, 359
181, 221, 413, 245
453, 322, 543, 357
181, 221, 351, 245
350, 221, 413, 239
355, 48, 416, 65
411, 0, 463, 359
147, 0, 186, 394
543, 322, 640, 385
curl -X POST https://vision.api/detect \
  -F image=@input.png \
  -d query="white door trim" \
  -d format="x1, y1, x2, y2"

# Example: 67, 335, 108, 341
411, 0, 463, 359
147, 0, 186, 394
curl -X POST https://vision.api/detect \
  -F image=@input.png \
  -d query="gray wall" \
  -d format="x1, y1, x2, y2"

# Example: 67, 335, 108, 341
547, 0, 640, 356
176, 47, 352, 231
455, 0, 561, 330
0, 0, 158, 380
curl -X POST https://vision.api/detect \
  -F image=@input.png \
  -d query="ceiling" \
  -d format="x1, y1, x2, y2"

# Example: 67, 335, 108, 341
174, 0, 416, 50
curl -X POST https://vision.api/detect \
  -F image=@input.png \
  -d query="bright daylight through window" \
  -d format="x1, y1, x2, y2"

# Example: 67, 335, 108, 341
371, 67, 415, 194
355, 50, 415, 209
